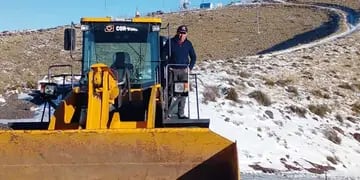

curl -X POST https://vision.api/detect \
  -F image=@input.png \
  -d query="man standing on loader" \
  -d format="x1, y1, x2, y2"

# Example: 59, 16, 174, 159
164, 25, 197, 119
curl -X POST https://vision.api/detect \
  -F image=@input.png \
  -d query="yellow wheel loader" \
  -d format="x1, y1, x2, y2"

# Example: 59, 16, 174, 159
0, 17, 239, 179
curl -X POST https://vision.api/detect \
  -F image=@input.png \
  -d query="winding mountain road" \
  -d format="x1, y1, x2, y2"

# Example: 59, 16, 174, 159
258, 0, 360, 56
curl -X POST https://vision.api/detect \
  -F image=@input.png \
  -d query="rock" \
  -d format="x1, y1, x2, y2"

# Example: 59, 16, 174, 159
265, 110, 274, 119
353, 133, 360, 143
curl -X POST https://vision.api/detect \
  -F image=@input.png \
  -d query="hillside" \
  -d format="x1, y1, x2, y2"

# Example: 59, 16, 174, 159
202, 27, 360, 177
289, 0, 360, 11
0, 3, 334, 93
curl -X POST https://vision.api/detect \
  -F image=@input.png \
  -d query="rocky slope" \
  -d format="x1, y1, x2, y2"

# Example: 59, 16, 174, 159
0, 3, 333, 93
196, 21, 360, 179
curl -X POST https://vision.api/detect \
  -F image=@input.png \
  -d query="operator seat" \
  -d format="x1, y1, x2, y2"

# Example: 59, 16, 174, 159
111, 52, 134, 107
111, 52, 133, 82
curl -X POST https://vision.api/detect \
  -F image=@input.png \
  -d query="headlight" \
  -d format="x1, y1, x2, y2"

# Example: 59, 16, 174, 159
152, 25, 160, 32
81, 25, 89, 31
42, 83, 58, 98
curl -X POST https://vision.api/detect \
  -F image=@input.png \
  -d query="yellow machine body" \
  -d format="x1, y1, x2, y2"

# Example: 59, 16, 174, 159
0, 17, 240, 179
48, 63, 159, 130
0, 129, 238, 179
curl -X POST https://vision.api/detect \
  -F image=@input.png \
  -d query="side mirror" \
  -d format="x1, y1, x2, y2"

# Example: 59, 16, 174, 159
64, 28, 76, 51
160, 36, 168, 48
160, 36, 169, 61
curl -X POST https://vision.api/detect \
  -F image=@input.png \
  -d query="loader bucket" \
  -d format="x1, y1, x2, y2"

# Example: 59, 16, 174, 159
0, 128, 239, 179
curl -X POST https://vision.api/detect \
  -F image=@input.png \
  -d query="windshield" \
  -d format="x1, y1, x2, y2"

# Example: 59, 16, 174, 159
82, 22, 159, 86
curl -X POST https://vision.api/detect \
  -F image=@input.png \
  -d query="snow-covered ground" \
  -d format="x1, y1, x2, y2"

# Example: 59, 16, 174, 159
185, 55, 360, 178
2, 50, 359, 179
186, 3, 360, 178
184, 5, 360, 178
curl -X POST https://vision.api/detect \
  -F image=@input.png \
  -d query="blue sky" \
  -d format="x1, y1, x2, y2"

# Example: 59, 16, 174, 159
0, 0, 233, 31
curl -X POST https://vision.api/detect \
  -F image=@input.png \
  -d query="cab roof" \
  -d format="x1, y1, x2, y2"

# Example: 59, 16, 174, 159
81, 17, 161, 23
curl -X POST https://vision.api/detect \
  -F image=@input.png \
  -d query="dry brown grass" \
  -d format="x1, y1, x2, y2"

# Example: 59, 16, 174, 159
286, 86, 299, 95
0, 28, 82, 92
351, 102, 360, 114
225, 87, 239, 102
353, 83, 360, 91
289, 0, 360, 11
239, 71, 251, 78
338, 82, 354, 91
276, 79, 293, 87
287, 105, 307, 117
160, 4, 331, 60
202, 85, 220, 104
332, 126, 344, 135
353, 133, 360, 143
311, 89, 330, 99
346, 116, 358, 124
324, 128, 341, 145
326, 156, 340, 165
248, 90, 272, 106
308, 104, 331, 117
334, 114, 343, 123
264, 78, 276, 86
0, 3, 339, 92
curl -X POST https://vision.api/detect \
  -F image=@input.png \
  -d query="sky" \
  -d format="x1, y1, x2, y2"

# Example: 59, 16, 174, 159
0, 0, 233, 31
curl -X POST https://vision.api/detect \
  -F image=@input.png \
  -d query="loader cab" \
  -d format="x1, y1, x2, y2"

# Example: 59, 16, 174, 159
66, 17, 162, 89
62, 17, 209, 127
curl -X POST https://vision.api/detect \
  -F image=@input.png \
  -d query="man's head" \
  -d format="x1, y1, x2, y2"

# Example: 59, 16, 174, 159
176, 25, 188, 43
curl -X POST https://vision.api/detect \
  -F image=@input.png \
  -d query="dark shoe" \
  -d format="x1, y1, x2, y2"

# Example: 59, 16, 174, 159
178, 115, 188, 119
167, 114, 176, 119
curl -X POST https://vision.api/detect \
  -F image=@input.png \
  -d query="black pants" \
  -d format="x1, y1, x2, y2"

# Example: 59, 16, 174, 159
169, 69, 188, 116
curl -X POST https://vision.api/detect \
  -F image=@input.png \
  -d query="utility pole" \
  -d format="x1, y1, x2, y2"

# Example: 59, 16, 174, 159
256, 2, 261, 34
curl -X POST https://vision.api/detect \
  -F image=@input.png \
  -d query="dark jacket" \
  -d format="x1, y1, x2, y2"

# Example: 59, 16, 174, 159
162, 36, 196, 70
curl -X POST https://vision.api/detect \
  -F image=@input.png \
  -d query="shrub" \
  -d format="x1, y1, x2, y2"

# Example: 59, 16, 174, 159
25, 80, 37, 89
202, 85, 220, 104
332, 126, 344, 135
322, 93, 330, 99
287, 105, 307, 117
265, 110, 274, 119
257, 127, 262, 132
248, 90, 271, 106
346, 116, 358, 123
264, 78, 275, 86
354, 83, 360, 91
351, 102, 360, 114
286, 86, 298, 95
335, 114, 343, 123
311, 89, 330, 99
276, 79, 292, 87
326, 156, 339, 165
353, 133, 360, 143
338, 83, 354, 91
324, 129, 341, 145
311, 90, 322, 97
225, 87, 239, 102
239, 71, 251, 78
302, 55, 313, 60
308, 104, 331, 117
